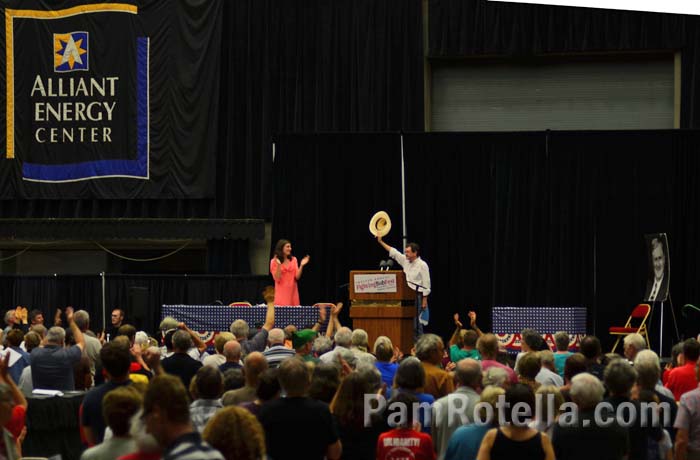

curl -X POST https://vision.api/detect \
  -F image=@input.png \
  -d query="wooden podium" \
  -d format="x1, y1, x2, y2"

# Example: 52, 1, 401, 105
348, 270, 416, 353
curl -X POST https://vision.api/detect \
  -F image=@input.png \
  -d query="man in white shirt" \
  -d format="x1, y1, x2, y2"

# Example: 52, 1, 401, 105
376, 236, 431, 338
645, 237, 669, 302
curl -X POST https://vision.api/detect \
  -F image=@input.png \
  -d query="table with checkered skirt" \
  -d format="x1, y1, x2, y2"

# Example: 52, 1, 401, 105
492, 305, 587, 351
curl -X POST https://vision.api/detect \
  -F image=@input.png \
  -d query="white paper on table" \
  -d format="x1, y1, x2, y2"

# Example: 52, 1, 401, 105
1, 347, 22, 367
32, 388, 64, 397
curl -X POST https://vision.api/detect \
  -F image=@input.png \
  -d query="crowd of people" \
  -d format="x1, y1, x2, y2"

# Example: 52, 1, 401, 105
1, 299, 699, 460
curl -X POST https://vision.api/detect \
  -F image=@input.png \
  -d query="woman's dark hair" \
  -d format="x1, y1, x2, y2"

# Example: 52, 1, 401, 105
308, 363, 341, 404
522, 329, 548, 352
563, 353, 587, 382
330, 372, 373, 428
375, 342, 393, 362
395, 357, 425, 391
671, 342, 684, 368
503, 383, 535, 425
274, 239, 292, 262
580, 336, 602, 360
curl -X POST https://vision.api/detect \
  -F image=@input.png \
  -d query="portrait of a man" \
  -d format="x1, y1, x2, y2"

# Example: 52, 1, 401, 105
644, 234, 670, 302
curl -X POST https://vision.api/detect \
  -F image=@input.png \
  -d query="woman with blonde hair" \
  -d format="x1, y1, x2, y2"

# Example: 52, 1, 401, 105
202, 406, 265, 460
373, 336, 399, 389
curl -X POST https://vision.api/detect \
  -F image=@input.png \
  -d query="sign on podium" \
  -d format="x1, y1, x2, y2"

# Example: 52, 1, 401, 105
349, 270, 416, 353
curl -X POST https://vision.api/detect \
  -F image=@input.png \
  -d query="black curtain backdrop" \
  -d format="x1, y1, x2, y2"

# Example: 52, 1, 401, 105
0, 0, 423, 219
271, 134, 404, 320
0, 274, 269, 336
220, 0, 424, 218
273, 131, 700, 350
428, 0, 700, 129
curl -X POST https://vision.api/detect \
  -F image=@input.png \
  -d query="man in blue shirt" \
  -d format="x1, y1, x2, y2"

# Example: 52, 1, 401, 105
30, 307, 84, 391
81, 340, 132, 445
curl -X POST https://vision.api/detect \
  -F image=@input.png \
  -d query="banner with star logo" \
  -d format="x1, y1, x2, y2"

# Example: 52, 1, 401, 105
0, 1, 221, 197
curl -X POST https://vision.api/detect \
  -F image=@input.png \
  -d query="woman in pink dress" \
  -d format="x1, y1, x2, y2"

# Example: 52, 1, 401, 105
270, 239, 310, 306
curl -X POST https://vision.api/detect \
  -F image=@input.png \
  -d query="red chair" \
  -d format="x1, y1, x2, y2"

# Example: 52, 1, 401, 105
229, 301, 252, 307
609, 304, 651, 352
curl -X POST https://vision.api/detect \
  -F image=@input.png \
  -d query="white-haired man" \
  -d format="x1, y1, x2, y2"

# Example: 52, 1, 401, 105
263, 328, 295, 368
432, 359, 481, 460
635, 349, 677, 441
229, 300, 275, 356
319, 327, 353, 363
553, 373, 628, 460
73, 309, 102, 384
623, 333, 647, 362
350, 329, 376, 366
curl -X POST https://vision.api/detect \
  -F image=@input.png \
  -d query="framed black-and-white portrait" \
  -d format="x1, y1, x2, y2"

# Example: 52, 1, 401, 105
643, 233, 670, 302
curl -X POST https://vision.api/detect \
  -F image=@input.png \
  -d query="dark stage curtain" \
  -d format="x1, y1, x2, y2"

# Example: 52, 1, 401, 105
0, 0, 423, 219
273, 131, 700, 349
428, 0, 700, 129
221, 0, 424, 218
402, 132, 597, 341
271, 133, 405, 318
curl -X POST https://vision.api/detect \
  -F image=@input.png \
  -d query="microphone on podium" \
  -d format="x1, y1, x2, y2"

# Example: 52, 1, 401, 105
379, 260, 388, 271
386, 259, 394, 270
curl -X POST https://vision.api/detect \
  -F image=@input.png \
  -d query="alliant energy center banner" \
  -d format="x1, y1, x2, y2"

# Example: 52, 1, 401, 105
0, 1, 221, 197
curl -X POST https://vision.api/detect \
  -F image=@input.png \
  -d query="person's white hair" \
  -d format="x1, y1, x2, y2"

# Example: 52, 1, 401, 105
313, 336, 333, 355
230, 319, 249, 340
373, 336, 393, 355
415, 334, 443, 362
159, 316, 179, 332
3, 310, 14, 324
334, 327, 352, 348
336, 347, 357, 369
623, 333, 646, 351
135, 331, 149, 347
46, 326, 66, 345
570, 372, 605, 410
482, 366, 509, 388
634, 349, 661, 390
268, 328, 285, 345
73, 310, 90, 331
351, 329, 369, 350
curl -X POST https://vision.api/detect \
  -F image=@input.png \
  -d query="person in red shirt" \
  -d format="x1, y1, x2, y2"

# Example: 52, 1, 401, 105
665, 338, 700, 401
0, 352, 26, 458
376, 392, 435, 460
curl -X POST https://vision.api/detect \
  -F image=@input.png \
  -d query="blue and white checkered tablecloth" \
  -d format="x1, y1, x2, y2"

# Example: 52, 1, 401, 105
492, 305, 586, 334
492, 305, 587, 351
161, 305, 329, 334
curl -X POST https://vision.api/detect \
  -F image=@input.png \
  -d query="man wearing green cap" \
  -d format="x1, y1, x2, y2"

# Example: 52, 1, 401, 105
293, 329, 319, 364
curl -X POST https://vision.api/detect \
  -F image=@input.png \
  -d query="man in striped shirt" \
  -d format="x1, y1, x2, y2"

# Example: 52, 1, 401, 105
143, 374, 224, 460
263, 328, 295, 368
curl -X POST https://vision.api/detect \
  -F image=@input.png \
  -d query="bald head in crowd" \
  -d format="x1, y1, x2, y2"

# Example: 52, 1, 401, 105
454, 358, 482, 389
223, 340, 241, 363
268, 328, 285, 346
477, 334, 500, 360
244, 352, 268, 387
